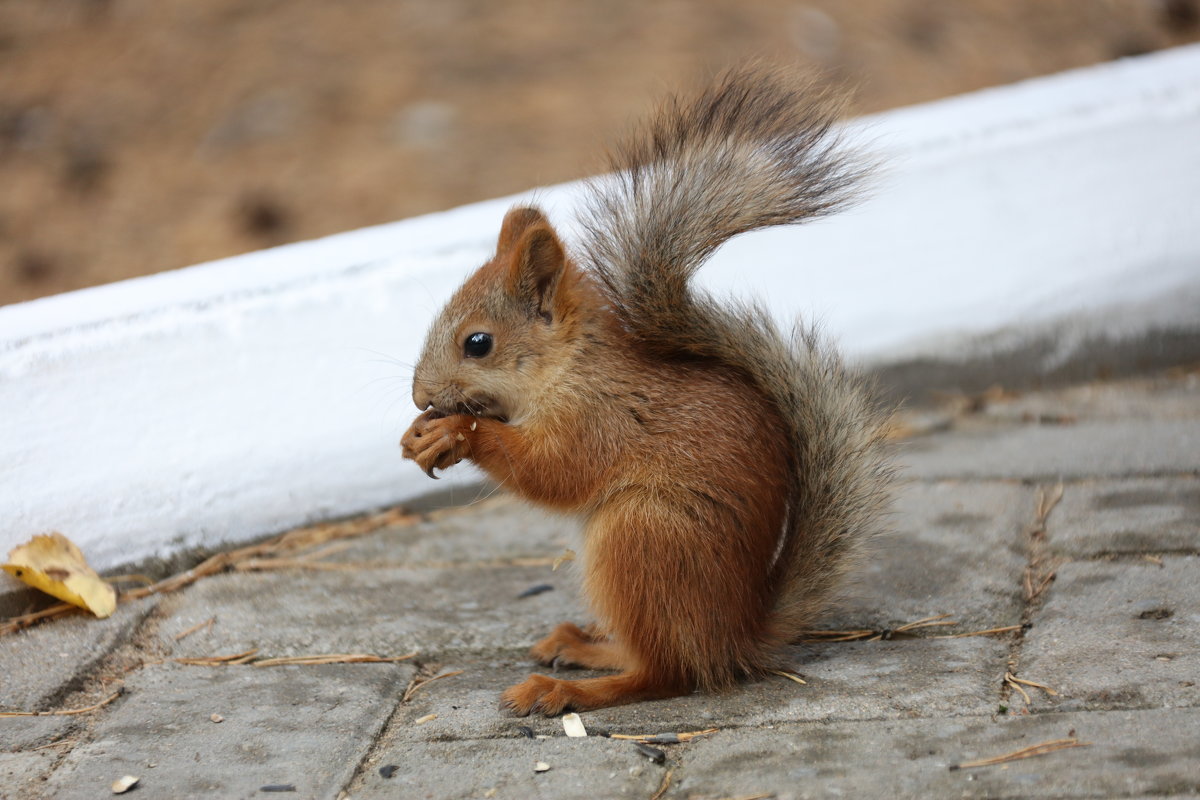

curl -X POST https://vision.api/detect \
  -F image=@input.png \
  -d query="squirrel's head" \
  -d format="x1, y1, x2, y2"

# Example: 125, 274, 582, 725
411, 206, 582, 424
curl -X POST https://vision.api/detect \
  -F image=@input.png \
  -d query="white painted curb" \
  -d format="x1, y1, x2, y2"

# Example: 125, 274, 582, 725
4, 46, 1200, 572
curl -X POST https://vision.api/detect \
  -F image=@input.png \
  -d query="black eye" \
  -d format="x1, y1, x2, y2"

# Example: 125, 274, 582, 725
463, 332, 493, 358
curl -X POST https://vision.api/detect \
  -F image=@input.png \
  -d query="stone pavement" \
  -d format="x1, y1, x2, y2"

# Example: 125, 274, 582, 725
2, 371, 1198, 799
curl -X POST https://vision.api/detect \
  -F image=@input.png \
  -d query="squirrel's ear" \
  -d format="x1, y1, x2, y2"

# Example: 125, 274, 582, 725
508, 223, 566, 322
496, 206, 548, 255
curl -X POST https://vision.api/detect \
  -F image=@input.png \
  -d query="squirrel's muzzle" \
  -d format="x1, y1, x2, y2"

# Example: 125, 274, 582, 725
412, 384, 432, 412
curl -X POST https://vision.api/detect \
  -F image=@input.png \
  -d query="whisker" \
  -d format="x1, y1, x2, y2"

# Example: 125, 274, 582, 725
451, 385, 488, 417
466, 481, 506, 506
353, 347, 418, 371
356, 375, 412, 391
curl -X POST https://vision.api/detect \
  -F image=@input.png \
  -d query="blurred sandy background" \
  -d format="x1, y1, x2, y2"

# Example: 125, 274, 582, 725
2, 0, 1198, 306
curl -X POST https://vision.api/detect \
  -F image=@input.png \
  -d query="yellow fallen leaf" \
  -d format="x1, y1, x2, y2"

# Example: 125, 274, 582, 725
3, 533, 117, 618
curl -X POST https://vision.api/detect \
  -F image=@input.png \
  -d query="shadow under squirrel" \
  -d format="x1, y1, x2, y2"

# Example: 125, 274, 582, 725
401, 69, 894, 715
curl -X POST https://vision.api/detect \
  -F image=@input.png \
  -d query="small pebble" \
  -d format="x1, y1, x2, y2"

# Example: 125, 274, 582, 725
517, 584, 554, 599
415, 713, 437, 725
534, 761, 551, 773
210, 713, 224, 723
379, 765, 399, 779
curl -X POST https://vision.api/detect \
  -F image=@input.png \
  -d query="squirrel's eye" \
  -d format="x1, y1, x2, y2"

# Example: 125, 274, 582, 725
463, 332, 493, 358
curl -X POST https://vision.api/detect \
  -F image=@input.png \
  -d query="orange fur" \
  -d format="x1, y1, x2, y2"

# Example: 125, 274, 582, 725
401, 238, 794, 713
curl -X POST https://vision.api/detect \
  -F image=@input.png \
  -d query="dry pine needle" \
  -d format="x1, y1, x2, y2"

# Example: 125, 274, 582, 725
950, 737, 1089, 770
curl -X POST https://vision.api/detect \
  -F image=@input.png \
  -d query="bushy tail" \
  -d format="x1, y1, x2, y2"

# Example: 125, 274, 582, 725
578, 67, 867, 339
578, 68, 894, 640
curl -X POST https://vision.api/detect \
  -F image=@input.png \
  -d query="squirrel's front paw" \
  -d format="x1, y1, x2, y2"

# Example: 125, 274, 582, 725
400, 411, 474, 478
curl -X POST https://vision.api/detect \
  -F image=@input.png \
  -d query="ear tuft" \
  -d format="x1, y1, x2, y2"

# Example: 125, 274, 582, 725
497, 206, 549, 255
508, 223, 566, 321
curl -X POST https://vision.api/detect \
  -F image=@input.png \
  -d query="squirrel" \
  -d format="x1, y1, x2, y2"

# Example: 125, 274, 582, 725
400, 69, 894, 716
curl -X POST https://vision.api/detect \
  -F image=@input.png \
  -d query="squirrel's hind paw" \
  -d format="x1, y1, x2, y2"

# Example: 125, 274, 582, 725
501, 671, 690, 716
501, 674, 574, 716
530, 622, 628, 671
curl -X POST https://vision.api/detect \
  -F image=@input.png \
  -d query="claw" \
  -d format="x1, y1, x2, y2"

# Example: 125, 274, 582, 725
500, 698, 530, 717
424, 465, 440, 480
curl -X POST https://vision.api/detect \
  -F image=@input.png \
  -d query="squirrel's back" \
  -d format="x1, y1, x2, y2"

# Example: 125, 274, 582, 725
580, 69, 894, 646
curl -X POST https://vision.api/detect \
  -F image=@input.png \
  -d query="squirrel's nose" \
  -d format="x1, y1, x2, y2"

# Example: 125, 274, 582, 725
412, 384, 432, 411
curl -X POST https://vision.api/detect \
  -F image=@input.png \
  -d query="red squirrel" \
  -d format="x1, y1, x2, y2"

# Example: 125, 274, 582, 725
400, 70, 893, 715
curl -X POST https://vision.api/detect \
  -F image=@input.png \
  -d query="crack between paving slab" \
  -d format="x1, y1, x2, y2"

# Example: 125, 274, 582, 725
1018, 696, 1200, 716
406, 708, 1008, 746
337, 658, 448, 795
1000, 482, 1064, 710
904, 471, 1200, 501
24, 598, 161, 714
913, 468, 1200, 484
1040, 470, 1200, 485
1085, 550, 1200, 561
333, 669, 427, 800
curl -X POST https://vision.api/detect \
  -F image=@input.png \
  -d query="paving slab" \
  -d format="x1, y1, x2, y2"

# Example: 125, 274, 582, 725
902, 420, 1200, 481
377, 636, 1009, 745
168, 564, 586, 660
0, 597, 155, 709
1050, 477, 1200, 557
42, 662, 413, 800
328, 493, 580, 566
835, 480, 1030, 629
0, 716, 77, 757
0, 596, 156, 750
675, 708, 1200, 800
351, 735, 666, 800
1020, 557, 1200, 712
0, 750, 58, 800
